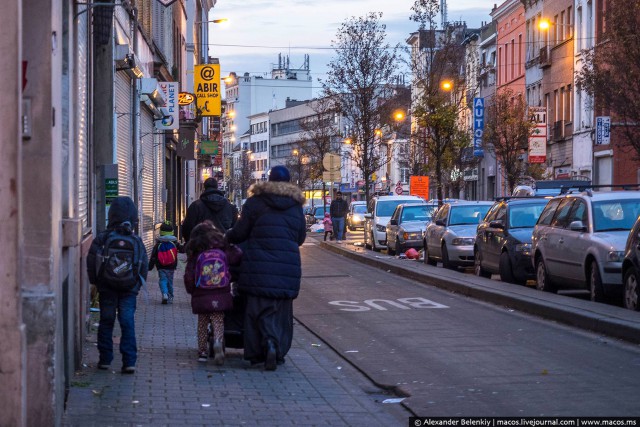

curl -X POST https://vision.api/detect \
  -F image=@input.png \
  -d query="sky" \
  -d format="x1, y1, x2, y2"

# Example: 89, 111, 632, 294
209, 0, 499, 95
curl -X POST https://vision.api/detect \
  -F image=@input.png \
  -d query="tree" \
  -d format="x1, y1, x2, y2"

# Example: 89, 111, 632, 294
322, 12, 400, 204
575, 0, 640, 156
409, 0, 470, 205
483, 89, 534, 195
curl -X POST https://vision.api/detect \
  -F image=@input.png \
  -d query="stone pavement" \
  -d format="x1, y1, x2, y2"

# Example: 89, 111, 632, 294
63, 255, 410, 427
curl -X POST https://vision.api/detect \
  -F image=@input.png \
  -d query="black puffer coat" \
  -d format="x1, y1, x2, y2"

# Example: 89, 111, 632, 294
225, 181, 306, 299
181, 188, 238, 241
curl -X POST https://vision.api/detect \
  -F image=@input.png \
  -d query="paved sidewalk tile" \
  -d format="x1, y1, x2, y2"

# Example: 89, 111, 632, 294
63, 260, 408, 426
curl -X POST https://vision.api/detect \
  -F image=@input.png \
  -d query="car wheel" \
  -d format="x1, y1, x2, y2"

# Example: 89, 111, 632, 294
441, 244, 454, 270
364, 229, 371, 249
395, 240, 403, 257
499, 252, 517, 284
589, 261, 605, 303
623, 267, 640, 311
371, 233, 381, 252
387, 237, 396, 255
474, 249, 491, 278
424, 242, 437, 266
535, 257, 557, 293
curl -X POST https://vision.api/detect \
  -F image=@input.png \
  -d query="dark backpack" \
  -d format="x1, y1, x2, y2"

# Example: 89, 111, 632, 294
156, 241, 178, 267
95, 223, 143, 291
195, 249, 230, 289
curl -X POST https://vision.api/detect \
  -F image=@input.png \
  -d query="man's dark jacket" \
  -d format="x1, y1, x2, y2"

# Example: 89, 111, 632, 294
330, 198, 349, 218
225, 181, 307, 299
86, 196, 149, 294
182, 188, 238, 241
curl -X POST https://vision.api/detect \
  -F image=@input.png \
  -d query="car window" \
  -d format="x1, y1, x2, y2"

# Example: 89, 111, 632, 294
593, 199, 640, 232
509, 203, 547, 228
484, 203, 501, 222
568, 200, 587, 226
494, 205, 507, 224
537, 199, 561, 225
352, 204, 367, 214
449, 205, 491, 226
551, 198, 575, 228
435, 205, 450, 223
391, 206, 401, 222
401, 205, 431, 222
375, 199, 421, 217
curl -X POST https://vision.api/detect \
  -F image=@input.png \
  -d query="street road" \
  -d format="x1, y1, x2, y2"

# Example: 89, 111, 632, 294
296, 234, 640, 417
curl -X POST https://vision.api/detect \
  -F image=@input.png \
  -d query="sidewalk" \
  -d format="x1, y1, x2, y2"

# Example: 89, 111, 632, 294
63, 255, 409, 426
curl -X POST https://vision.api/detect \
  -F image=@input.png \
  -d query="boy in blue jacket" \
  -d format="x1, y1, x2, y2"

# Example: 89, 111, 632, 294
149, 221, 181, 304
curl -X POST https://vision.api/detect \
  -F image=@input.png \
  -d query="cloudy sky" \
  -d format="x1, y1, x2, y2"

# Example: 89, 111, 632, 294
209, 0, 499, 95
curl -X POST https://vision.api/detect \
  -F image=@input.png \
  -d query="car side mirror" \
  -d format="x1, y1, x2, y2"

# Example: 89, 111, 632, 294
569, 220, 587, 232
435, 219, 446, 226
389, 219, 398, 226
364, 213, 372, 219
489, 220, 505, 229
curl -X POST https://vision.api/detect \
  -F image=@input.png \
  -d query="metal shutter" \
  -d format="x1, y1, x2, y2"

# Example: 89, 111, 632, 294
140, 108, 155, 252
77, 12, 90, 230
155, 133, 165, 228
116, 72, 132, 197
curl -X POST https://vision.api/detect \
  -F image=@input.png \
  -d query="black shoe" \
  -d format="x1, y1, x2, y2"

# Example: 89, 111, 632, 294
265, 340, 277, 371
121, 366, 135, 374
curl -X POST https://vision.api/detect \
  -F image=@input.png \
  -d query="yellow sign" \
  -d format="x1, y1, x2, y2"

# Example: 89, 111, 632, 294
178, 92, 195, 106
194, 64, 221, 116
410, 176, 430, 199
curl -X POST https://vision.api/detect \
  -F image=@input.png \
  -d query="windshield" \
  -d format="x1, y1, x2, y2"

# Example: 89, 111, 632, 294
593, 199, 640, 232
401, 205, 433, 222
352, 204, 367, 214
449, 205, 491, 226
376, 200, 422, 217
313, 207, 328, 217
509, 203, 548, 228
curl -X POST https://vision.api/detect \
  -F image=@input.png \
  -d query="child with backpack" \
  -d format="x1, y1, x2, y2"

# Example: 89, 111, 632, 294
86, 196, 149, 374
149, 221, 181, 304
322, 212, 333, 241
183, 220, 242, 364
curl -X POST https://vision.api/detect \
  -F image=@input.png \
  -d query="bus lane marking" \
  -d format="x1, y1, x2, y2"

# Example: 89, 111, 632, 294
328, 297, 448, 312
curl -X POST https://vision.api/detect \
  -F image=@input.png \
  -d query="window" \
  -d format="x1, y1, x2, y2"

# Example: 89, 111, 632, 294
551, 198, 575, 228
568, 200, 587, 226
538, 199, 561, 225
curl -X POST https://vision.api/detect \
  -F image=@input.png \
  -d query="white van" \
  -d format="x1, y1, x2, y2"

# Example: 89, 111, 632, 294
363, 195, 425, 251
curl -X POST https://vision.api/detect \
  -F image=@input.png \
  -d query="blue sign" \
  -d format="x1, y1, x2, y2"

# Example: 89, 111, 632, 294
473, 98, 485, 157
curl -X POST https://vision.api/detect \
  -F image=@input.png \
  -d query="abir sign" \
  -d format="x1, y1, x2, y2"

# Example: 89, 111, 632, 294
473, 98, 485, 157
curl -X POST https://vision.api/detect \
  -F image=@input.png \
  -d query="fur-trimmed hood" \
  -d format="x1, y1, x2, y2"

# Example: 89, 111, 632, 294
248, 181, 306, 210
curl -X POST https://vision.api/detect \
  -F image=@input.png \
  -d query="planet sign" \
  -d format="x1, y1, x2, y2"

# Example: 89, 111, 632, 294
194, 64, 221, 116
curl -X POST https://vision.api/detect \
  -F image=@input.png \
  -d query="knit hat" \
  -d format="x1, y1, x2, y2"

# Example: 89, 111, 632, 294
204, 177, 218, 189
160, 221, 174, 236
268, 165, 291, 182
324, 212, 330, 217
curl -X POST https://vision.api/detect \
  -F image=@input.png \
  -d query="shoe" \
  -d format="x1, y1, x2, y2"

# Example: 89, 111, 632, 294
121, 366, 135, 374
198, 352, 208, 363
97, 363, 110, 370
212, 340, 225, 366
168, 295, 174, 304
265, 339, 277, 371
162, 293, 168, 304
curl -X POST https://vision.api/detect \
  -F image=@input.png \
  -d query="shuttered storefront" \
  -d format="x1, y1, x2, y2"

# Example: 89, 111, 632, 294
140, 107, 155, 252
77, 12, 90, 231
115, 72, 132, 198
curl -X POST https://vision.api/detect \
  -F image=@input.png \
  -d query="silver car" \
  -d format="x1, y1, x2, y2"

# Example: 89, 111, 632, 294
424, 201, 493, 269
532, 190, 640, 302
385, 203, 434, 255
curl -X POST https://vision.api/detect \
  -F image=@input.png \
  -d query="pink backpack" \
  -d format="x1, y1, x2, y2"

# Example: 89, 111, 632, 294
194, 249, 230, 289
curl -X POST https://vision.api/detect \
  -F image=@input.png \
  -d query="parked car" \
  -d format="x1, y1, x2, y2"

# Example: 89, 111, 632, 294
347, 201, 368, 231
474, 197, 549, 284
424, 201, 493, 269
385, 203, 433, 255
531, 189, 640, 302
512, 179, 591, 197
621, 215, 640, 311
305, 205, 329, 228
363, 195, 424, 251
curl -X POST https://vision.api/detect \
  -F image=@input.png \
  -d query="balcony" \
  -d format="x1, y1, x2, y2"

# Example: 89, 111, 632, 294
539, 46, 551, 68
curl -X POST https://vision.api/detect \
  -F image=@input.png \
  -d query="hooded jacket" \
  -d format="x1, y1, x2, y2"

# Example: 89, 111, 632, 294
86, 197, 149, 293
149, 234, 180, 271
181, 188, 238, 241
225, 181, 307, 299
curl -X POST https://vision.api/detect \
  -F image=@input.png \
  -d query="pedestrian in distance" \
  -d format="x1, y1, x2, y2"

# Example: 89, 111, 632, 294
86, 196, 149, 374
225, 165, 307, 371
149, 220, 182, 304
322, 212, 333, 241
330, 191, 349, 243
181, 177, 238, 243
184, 220, 242, 365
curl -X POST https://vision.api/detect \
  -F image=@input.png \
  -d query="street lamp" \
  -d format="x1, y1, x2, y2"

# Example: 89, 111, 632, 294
441, 80, 453, 91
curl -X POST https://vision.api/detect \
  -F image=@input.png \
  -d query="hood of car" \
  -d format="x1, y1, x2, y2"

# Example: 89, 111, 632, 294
446, 224, 478, 238
593, 230, 631, 251
508, 228, 534, 244
399, 222, 425, 232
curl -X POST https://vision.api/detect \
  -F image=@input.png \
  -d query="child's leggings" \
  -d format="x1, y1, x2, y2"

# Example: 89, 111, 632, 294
197, 312, 224, 353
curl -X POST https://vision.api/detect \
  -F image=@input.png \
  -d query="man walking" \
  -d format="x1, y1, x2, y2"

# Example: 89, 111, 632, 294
182, 178, 238, 242
329, 191, 349, 243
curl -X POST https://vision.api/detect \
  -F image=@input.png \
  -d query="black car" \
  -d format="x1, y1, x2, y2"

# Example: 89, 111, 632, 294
621, 216, 640, 311
474, 197, 549, 284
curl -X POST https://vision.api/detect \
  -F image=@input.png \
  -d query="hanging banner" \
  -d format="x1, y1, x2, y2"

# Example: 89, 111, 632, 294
473, 98, 484, 157
194, 64, 221, 117
528, 106, 547, 164
156, 82, 179, 130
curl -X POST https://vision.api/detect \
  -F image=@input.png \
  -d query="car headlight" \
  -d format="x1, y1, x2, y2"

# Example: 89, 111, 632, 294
451, 237, 474, 246
515, 243, 531, 254
352, 215, 362, 223
402, 232, 422, 240
376, 224, 386, 232
607, 251, 624, 262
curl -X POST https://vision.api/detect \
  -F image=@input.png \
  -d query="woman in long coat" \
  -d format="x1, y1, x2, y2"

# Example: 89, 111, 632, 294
225, 166, 307, 371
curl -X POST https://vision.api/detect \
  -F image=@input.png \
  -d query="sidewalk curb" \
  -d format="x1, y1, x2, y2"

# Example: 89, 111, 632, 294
319, 240, 640, 345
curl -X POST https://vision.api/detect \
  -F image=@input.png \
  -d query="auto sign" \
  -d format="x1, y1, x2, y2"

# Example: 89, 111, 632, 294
178, 92, 195, 106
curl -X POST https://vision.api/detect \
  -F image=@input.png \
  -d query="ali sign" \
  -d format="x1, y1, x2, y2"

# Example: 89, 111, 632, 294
528, 106, 547, 164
